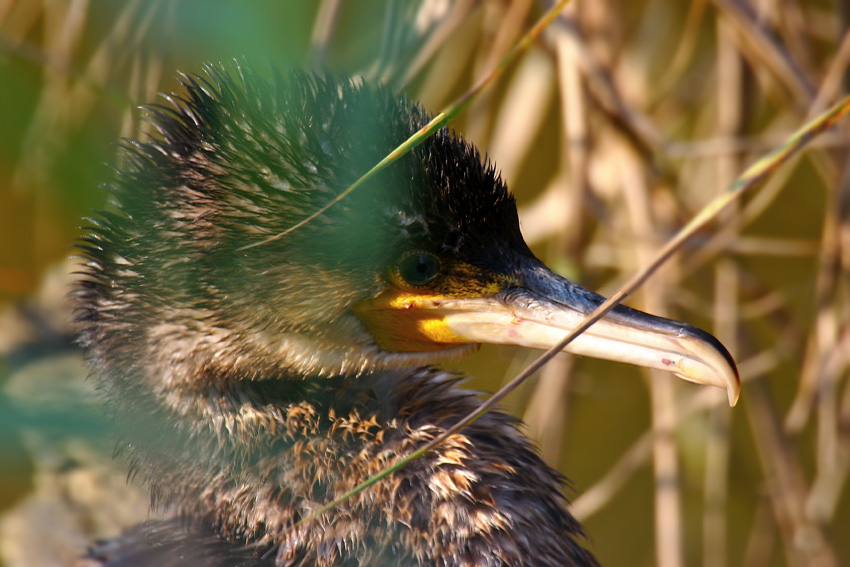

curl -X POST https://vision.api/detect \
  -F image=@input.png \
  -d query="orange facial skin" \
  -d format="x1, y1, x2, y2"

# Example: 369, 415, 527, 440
353, 260, 516, 352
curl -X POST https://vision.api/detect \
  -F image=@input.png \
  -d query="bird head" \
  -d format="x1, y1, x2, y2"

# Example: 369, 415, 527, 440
78, 65, 739, 405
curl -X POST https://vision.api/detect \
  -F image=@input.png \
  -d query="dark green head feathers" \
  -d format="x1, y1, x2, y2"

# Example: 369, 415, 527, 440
77, 65, 532, 379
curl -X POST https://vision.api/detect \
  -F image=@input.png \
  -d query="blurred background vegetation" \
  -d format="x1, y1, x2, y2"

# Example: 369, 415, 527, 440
0, 1, 848, 566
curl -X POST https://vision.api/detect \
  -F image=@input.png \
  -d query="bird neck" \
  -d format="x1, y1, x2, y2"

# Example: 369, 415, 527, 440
105, 360, 597, 566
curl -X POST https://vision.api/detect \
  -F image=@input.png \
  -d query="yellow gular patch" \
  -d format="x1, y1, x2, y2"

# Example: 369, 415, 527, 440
353, 262, 515, 352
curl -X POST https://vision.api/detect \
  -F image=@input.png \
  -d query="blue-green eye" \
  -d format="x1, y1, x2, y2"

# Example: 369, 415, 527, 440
395, 252, 441, 287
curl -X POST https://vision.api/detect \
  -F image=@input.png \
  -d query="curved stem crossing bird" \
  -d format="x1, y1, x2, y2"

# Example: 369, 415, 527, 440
76, 65, 739, 567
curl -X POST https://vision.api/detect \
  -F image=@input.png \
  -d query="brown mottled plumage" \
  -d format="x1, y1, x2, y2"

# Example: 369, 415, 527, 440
76, 64, 737, 567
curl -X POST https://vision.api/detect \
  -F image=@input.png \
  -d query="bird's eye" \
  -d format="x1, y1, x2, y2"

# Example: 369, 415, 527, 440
394, 252, 441, 287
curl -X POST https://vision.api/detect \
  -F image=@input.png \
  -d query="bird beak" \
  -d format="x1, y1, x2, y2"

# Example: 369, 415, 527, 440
355, 257, 740, 406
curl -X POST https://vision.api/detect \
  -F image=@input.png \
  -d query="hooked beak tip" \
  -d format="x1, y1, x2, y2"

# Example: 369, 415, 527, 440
669, 325, 740, 406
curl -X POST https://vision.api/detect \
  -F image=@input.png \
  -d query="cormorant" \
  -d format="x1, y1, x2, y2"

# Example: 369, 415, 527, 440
75, 64, 739, 567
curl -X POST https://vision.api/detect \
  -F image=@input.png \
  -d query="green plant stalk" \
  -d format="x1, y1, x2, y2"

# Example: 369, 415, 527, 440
238, 0, 573, 252
295, 93, 850, 528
